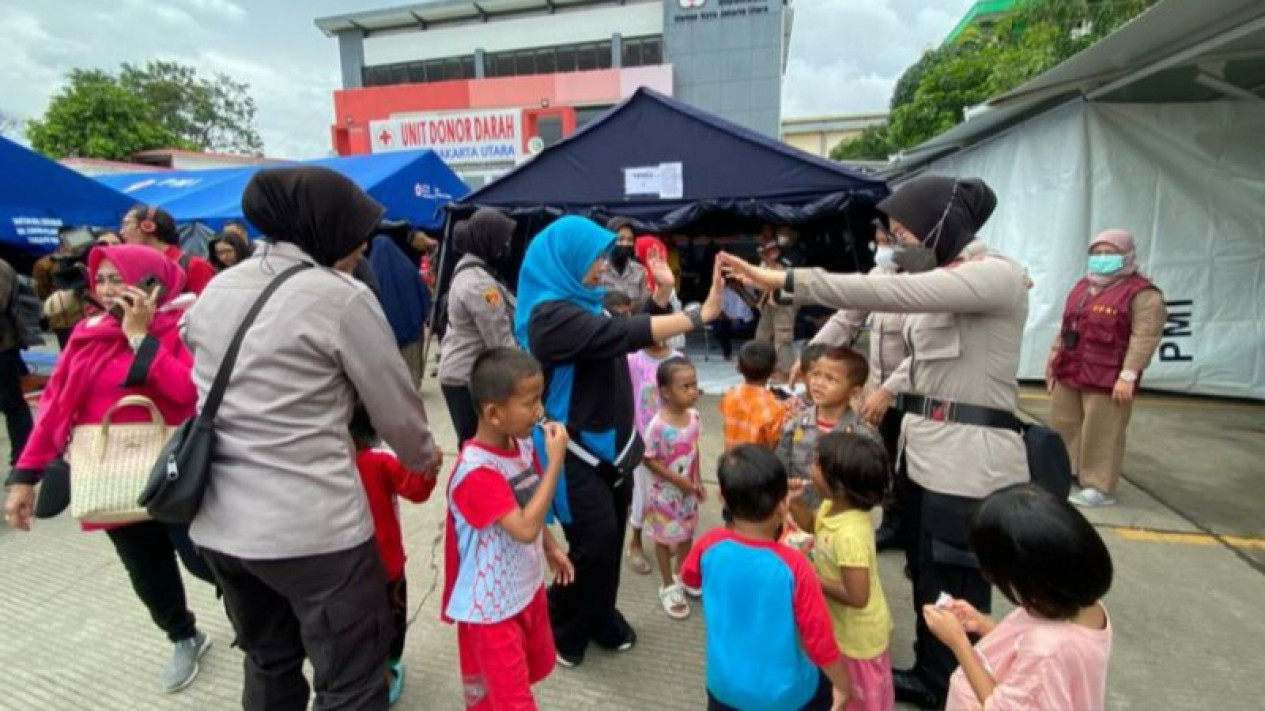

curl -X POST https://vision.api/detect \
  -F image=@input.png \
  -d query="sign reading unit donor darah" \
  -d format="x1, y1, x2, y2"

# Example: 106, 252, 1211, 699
370, 110, 521, 165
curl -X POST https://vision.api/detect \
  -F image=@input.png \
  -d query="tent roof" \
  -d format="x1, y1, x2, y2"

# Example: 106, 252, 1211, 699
0, 137, 137, 252
891, 0, 1265, 174
454, 87, 888, 227
99, 150, 470, 232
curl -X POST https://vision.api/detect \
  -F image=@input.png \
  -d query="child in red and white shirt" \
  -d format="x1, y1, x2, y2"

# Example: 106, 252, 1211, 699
351, 407, 438, 705
442, 348, 574, 710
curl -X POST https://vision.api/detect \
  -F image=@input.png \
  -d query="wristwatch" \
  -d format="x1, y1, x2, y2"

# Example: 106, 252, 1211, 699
1118, 369, 1138, 383
684, 304, 704, 330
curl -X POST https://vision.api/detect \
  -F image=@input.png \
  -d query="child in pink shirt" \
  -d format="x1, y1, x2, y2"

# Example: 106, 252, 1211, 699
922, 485, 1113, 711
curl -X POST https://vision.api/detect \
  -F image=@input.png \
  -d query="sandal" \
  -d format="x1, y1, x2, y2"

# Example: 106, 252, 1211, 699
658, 584, 691, 620
625, 547, 652, 575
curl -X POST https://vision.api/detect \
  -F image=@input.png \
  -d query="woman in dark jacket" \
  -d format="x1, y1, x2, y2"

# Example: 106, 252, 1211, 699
514, 216, 724, 666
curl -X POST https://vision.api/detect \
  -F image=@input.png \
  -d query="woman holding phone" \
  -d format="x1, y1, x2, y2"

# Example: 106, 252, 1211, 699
4, 245, 216, 695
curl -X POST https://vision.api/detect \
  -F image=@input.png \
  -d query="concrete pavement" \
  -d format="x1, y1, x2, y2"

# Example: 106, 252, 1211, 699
2, 379, 1263, 710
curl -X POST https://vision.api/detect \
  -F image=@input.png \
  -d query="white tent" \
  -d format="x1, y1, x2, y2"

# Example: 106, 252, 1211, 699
887, 0, 1265, 400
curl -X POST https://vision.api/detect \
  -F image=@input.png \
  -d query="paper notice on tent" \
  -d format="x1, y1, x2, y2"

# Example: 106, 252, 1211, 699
623, 162, 684, 199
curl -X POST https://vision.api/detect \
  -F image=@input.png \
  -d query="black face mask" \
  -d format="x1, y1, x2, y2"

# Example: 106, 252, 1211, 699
892, 243, 938, 274
609, 245, 634, 271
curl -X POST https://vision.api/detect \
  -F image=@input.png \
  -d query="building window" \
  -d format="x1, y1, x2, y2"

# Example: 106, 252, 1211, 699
621, 36, 663, 68
574, 105, 614, 127
361, 55, 477, 87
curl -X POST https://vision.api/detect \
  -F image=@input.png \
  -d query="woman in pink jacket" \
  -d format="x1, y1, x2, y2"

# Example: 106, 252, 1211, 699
3, 245, 215, 694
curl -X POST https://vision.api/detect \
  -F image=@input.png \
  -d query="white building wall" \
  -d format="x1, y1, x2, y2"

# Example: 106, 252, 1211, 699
364, 4, 664, 65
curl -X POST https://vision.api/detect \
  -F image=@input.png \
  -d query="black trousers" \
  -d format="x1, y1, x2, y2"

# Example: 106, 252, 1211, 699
387, 575, 408, 663
202, 540, 393, 711
876, 409, 905, 537
548, 460, 634, 658
707, 671, 832, 711
105, 521, 212, 643
441, 383, 478, 449
905, 481, 991, 704
0, 347, 32, 466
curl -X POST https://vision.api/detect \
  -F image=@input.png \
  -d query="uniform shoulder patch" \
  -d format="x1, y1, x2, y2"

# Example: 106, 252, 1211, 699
482, 287, 502, 308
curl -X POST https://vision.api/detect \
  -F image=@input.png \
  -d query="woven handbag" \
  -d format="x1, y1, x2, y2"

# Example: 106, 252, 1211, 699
68, 395, 174, 525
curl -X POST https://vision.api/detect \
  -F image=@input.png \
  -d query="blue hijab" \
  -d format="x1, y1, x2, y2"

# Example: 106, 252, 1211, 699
514, 216, 615, 349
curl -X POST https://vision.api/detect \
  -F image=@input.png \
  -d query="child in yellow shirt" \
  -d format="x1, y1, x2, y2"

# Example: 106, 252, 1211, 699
790, 432, 894, 711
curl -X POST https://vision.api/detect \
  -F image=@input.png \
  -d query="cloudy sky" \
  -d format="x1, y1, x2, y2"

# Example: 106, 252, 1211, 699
0, 0, 973, 159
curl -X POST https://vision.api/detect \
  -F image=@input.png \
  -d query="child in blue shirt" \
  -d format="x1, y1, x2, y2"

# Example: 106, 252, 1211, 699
681, 445, 851, 711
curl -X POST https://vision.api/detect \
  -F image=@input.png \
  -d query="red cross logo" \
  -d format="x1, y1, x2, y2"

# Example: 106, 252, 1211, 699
378, 128, 393, 146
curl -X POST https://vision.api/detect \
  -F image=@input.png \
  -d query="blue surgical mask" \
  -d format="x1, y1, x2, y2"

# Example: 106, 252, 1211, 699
1087, 254, 1125, 275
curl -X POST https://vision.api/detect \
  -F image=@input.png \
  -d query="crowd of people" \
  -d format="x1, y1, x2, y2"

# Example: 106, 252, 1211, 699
0, 168, 1167, 711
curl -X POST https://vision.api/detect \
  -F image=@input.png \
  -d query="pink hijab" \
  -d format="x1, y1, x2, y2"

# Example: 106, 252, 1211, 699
38, 246, 189, 448
1088, 228, 1139, 288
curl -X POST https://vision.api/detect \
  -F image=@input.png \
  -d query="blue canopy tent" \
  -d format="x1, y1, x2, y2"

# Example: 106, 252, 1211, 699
0, 137, 137, 254
99, 167, 251, 209
96, 150, 469, 234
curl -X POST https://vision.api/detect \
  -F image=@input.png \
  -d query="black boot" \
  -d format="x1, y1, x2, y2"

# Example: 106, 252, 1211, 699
893, 668, 943, 710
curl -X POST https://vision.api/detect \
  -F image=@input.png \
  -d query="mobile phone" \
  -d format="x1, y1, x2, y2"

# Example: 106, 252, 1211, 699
108, 274, 164, 321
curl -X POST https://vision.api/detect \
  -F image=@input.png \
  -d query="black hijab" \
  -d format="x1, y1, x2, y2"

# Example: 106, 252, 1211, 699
877, 176, 997, 265
243, 166, 385, 268
454, 208, 517, 261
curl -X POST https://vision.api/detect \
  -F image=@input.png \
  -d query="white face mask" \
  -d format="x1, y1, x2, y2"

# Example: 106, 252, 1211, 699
875, 245, 898, 271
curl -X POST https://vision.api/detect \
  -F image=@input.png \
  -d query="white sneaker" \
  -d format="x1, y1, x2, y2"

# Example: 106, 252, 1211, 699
1069, 488, 1116, 508
658, 584, 691, 620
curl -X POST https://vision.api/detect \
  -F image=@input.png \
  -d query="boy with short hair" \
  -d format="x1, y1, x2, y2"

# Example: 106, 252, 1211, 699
442, 347, 575, 710
681, 445, 851, 711
719, 341, 791, 450
778, 346, 880, 510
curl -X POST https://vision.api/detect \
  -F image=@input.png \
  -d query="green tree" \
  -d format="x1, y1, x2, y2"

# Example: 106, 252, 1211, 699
120, 61, 263, 155
830, 125, 893, 161
828, 0, 1158, 160
27, 69, 189, 160
27, 61, 263, 160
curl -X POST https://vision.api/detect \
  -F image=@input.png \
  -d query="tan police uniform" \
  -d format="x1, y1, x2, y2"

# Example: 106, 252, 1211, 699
812, 265, 911, 395
793, 241, 1029, 499
598, 260, 649, 305
437, 254, 517, 389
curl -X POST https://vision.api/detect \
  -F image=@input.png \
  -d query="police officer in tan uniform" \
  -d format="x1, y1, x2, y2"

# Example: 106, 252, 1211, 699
599, 218, 649, 305
719, 177, 1028, 710
753, 240, 798, 381
438, 208, 518, 444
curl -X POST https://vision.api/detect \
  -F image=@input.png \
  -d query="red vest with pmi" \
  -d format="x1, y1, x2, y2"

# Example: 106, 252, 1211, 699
1055, 275, 1155, 392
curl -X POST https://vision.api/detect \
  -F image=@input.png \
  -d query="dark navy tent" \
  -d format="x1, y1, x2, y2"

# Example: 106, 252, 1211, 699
451, 87, 889, 235
98, 149, 469, 233
436, 88, 890, 315
0, 136, 136, 254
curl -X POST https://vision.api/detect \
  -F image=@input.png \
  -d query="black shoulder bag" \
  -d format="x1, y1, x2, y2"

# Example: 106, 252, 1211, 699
139, 263, 311, 523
